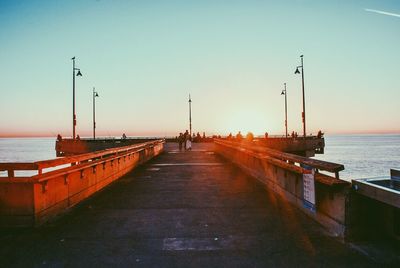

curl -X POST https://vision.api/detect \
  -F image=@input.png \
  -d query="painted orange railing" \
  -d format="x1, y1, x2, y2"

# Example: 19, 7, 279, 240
214, 138, 345, 185
0, 140, 164, 179
0, 139, 165, 227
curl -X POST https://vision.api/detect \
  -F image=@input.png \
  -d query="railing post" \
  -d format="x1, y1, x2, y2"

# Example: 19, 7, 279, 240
7, 169, 14, 178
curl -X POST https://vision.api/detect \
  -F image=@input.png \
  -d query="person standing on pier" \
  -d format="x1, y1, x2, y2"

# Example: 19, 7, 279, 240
178, 133, 184, 151
236, 131, 243, 141
185, 130, 192, 150
183, 130, 189, 150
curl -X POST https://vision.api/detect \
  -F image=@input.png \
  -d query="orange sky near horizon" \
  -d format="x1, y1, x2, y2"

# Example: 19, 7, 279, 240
1, 1, 399, 138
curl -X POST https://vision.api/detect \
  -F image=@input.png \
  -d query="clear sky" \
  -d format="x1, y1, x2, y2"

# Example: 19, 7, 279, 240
0, 0, 399, 137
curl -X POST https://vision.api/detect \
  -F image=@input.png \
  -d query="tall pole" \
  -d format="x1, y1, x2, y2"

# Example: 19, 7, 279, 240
301, 55, 306, 139
189, 94, 192, 137
93, 87, 96, 140
284, 83, 288, 138
72, 57, 76, 140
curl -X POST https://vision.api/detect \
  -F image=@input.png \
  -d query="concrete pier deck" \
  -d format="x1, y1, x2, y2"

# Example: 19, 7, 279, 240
0, 143, 374, 267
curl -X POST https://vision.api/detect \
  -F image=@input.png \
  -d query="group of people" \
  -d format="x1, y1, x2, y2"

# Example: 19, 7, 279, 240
177, 130, 192, 151
225, 129, 324, 141
226, 131, 254, 141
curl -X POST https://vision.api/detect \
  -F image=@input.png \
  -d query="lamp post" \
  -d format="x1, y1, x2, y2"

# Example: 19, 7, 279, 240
295, 55, 306, 139
93, 87, 99, 140
72, 57, 82, 140
188, 94, 192, 137
281, 83, 288, 138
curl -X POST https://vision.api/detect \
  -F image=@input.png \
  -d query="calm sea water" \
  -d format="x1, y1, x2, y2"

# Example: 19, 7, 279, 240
314, 134, 400, 180
0, 135, 399, 180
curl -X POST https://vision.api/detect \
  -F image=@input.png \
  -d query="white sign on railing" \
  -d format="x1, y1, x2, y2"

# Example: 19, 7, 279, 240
302, 166, 316, 213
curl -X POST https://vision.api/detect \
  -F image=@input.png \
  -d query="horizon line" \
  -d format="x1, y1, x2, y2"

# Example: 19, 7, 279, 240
1, 131, 400, 138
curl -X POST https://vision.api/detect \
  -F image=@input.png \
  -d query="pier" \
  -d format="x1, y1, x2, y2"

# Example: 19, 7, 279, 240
1, 1, 399, 266
55, 135, 325, 157
0, 143, 374, 266
1, 139, 399, 265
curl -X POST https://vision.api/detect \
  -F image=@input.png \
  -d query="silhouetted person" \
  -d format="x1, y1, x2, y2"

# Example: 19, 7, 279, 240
122, 133, 127, 140
265, 132, 269, 139
57, 134, 62, 141
317, 130, 323, 138
76, 135, 81, 140
178, 133, 184, 151
236, 131, 243, 141
184, 130, 189, 150
246, 132, 254, 142
203, 132, 206, 139
227, 133, 233, 139
291, 131, 295, 138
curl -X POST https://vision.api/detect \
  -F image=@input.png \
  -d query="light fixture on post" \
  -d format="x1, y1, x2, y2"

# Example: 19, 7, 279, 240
281, 83, 288, 138
72, 57, 83, 140
93, 87, 99, 140
295, 55, 306, 139
188, 94, 192, 137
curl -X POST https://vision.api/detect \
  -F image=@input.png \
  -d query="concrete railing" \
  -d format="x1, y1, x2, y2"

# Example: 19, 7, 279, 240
214, 138, 350, 237
0, 140, 164, 227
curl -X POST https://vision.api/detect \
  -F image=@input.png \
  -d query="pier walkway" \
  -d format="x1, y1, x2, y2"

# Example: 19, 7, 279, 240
0, 143, 374, 267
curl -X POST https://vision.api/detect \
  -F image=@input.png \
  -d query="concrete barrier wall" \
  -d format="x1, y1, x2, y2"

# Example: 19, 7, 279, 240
0, 141, 164, 227
214, 141, 350, 237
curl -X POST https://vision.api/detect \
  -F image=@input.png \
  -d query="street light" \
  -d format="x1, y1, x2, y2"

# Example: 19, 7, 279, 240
295, 55, 306, 139
93, 87, 99, 140
72, 57, 82, 140
188, 94, 192, 137
281, 83, 288, 138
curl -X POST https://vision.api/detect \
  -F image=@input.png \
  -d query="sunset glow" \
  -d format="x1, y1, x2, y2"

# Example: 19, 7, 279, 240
0, 1, 399, 137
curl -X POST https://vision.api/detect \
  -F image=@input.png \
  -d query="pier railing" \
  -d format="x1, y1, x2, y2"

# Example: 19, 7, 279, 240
0, 139, 165, 227
218, 136, 325, 157
214, 138, 349, 237
215, 139, 343, 178
1, 140, 163, 179
55, 137, 160, 156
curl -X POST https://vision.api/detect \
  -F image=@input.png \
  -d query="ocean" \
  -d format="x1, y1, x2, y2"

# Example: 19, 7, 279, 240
314, 134, 400, 180
0, 135, 399, 180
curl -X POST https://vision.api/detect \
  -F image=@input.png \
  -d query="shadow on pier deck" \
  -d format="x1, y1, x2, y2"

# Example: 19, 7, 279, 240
0, 143, 374, 267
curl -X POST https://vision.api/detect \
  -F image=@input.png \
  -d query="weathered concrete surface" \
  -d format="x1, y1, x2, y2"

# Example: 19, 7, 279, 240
0, 143, 375, 267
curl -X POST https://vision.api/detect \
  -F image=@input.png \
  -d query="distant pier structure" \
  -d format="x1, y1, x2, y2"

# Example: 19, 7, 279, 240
55, 135, 325, 157
55, 137, 159, 156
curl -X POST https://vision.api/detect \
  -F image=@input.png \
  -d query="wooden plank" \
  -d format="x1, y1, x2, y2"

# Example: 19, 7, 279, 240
35, 140, 164, 169
262, 156, 304, 174
35, 141, 163, 182
315, 172, 349, 187
0, 140, 164, 180
215, 139, 343, 173
248, 143, 343, 172
0, 163, 38, 171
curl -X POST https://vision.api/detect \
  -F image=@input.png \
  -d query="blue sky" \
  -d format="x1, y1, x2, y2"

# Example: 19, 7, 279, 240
0, 0, 399, 137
